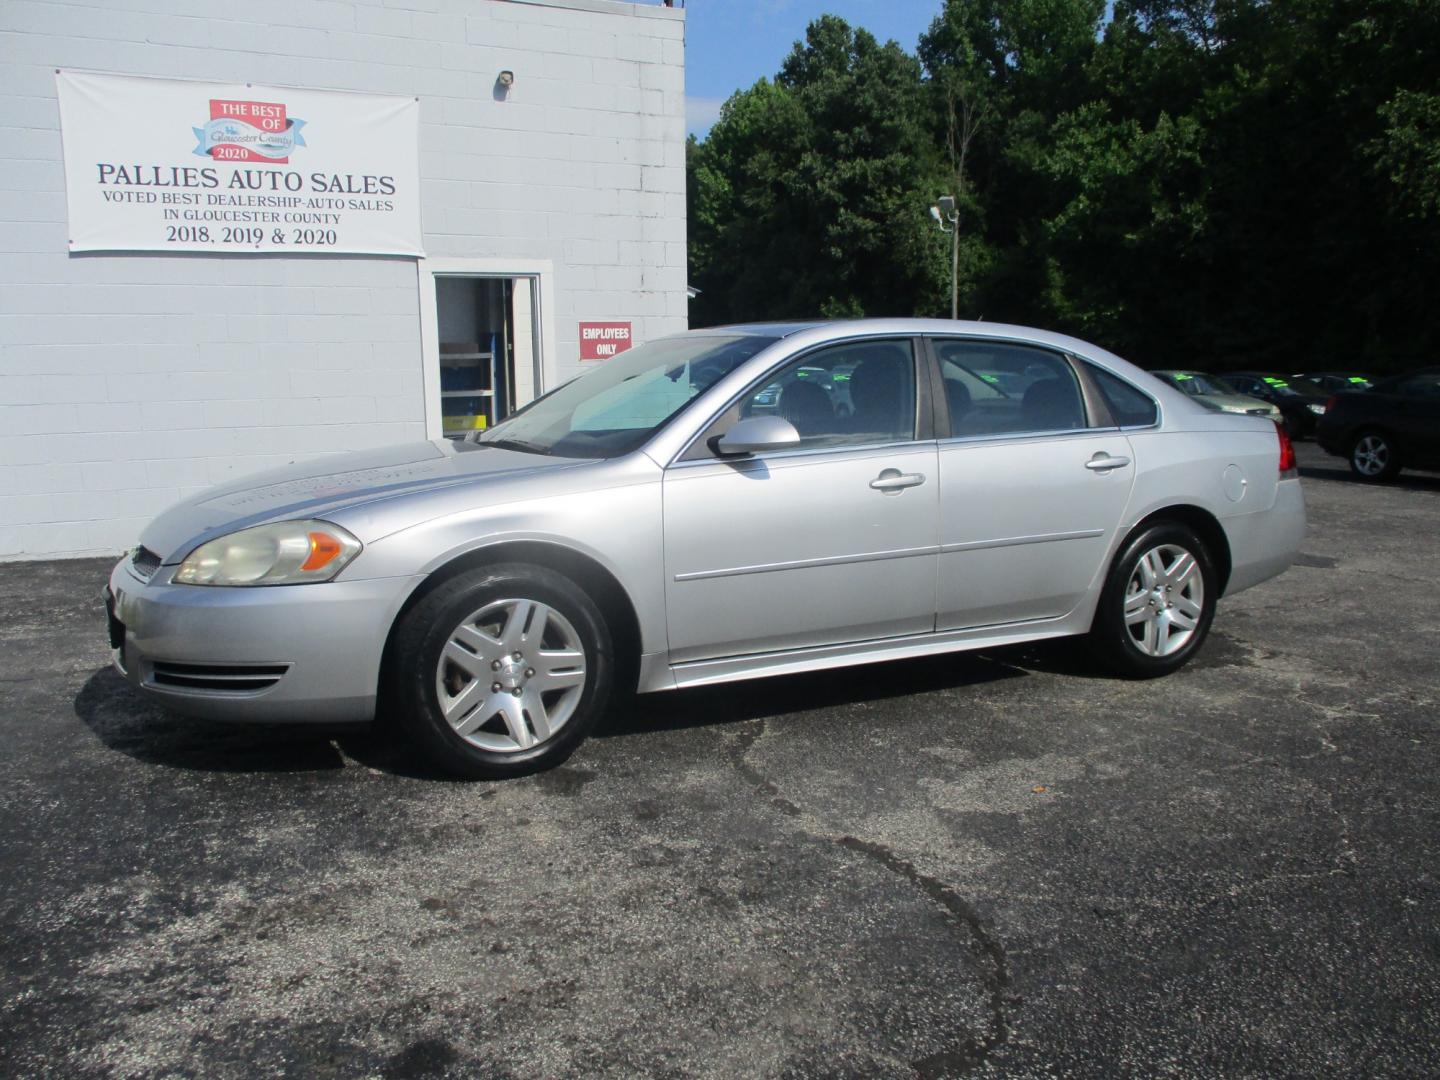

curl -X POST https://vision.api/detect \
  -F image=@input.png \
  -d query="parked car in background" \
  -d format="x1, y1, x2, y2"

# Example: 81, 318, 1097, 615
1293, 371, 1374, 393
106, 320, 1306, 780
1152, 370, 1283, 423
1223, 372, 1331, 437
1316, 368, 1440, 480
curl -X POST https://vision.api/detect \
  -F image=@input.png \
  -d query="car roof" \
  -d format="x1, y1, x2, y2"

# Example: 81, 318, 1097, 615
678, 318, 1156, 386
705, 321, 829, 337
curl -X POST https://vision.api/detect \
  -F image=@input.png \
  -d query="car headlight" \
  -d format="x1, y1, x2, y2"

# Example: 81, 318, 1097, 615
1307, 403, 1326, 414
173, 520, 361, 586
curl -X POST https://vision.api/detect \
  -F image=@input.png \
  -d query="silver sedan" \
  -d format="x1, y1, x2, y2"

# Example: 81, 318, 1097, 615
106, 320, 1306, 778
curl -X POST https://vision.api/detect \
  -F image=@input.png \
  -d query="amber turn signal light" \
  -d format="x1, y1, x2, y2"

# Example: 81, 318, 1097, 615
301, 531, 346, 572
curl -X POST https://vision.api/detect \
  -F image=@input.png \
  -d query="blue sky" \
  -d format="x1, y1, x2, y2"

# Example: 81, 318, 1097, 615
684, 1, 947, 138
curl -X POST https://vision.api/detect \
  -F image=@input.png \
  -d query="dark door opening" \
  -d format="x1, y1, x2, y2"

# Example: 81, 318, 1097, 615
435, 276, 539, 437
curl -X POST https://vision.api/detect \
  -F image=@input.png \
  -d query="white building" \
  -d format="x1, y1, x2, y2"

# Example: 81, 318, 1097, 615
0, 0, 688, 559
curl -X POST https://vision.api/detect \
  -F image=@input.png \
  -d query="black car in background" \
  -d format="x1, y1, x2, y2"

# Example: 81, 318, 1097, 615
1223, 372, 1331, 438
1317, 368, 1440, 481
1293, 371, 1373, 393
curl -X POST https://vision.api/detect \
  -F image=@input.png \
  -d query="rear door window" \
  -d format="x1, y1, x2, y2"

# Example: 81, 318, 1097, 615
934, 340, 1087, 437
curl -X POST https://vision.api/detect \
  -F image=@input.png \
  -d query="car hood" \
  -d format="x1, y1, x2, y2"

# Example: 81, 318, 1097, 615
139, 440, 589, 562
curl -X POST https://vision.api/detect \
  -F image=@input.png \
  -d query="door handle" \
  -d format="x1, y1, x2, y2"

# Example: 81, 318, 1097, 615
870, 469, 926, 493
1084, 453, 1131, 472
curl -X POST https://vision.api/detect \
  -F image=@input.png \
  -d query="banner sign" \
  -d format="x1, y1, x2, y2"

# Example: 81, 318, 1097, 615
579, 322, 633, 360
56, 71, 423, 256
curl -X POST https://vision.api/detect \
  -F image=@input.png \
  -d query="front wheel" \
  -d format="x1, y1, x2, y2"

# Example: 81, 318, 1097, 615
1087, 523, 1218, 678
388, 564, 613, 779
1349, 430, 1400, 481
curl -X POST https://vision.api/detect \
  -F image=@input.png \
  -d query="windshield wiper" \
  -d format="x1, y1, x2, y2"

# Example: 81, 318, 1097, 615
482, 436, 552, 456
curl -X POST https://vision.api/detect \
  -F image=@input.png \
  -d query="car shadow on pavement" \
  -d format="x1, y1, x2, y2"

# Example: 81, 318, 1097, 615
603, 647, 1035, 739
73, 666, 380, 775
1300, 463, 1440, 491
73, 642, 1104, 773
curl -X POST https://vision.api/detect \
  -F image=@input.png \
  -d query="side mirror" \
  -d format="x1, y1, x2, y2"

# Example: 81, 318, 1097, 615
714, 415, 801, 456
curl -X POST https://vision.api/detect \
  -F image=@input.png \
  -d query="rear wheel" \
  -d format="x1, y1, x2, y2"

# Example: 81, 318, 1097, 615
1349, 430, 1400, 481
388, 564, 613, 779
1087, 523, 1217, 678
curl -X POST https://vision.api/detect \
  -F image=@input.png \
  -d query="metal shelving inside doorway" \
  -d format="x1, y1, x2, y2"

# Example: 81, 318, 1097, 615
439, 341, 496, 435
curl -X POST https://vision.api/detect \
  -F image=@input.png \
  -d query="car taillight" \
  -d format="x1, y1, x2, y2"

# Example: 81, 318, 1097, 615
1324, 395, 1338, 412
1277, 421, 1297, 477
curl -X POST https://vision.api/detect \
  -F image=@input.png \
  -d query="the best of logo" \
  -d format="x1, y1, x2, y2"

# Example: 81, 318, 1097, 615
193, 99, 307, 163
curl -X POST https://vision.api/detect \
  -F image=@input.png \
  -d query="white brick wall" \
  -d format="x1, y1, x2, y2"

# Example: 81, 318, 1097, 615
0, 0, 687, 558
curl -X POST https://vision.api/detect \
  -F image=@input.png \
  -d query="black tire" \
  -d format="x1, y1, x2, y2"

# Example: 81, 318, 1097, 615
1348, 429, 1401, 482
387, 563, 614, 780
1087, 522, 1218, 679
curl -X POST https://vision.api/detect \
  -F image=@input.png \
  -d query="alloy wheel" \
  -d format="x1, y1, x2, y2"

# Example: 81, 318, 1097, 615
1123, 544, 1205, 657
1352, 434, 1390, 477
434, 598, 587, 753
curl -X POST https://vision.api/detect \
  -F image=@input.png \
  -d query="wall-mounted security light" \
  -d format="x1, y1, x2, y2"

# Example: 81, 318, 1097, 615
497, 70, 515, 88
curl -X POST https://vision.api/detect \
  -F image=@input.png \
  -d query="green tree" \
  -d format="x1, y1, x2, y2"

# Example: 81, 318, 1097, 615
688, 0, 1440, 372
687, 16, 950, 326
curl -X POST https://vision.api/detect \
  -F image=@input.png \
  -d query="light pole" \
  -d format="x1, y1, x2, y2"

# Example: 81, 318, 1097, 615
930, 194, 959, 319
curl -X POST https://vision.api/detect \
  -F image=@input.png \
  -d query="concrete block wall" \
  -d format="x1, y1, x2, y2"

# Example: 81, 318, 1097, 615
0, 0, 687, 558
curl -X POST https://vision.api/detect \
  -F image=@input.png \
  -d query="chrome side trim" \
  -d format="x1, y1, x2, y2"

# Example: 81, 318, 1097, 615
674, 544, 938, 582
666, 437, 934, 471
673, 528, 1103, 581
936, 427, 1119, 448
939, 528, 1104, 555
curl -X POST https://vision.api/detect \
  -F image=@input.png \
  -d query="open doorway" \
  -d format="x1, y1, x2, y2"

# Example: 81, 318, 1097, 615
418, 260, 556, 441
433, 276, 538, 436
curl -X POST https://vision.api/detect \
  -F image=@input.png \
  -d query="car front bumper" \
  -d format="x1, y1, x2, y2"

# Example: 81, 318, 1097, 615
106, 554, 423, 724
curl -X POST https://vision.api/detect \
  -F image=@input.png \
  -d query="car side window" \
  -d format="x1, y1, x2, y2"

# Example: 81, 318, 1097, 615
935, 341, 1086, 437
729, 339, 919, 451
1084, 363, 1159, 427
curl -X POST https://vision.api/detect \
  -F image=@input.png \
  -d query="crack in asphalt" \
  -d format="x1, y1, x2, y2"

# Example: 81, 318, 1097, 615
725, 718, 1013, 1077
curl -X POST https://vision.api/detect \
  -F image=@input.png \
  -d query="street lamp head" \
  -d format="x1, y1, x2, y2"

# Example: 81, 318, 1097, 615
929, 205, 942, 224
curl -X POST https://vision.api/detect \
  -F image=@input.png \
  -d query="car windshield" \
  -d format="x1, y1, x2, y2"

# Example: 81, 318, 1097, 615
1162, 371, 1237, 396
476, 334, 777, 458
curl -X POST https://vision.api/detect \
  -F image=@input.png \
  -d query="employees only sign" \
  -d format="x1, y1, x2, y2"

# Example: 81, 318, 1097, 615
56, 71, 423, 256
579, 322, 633, 360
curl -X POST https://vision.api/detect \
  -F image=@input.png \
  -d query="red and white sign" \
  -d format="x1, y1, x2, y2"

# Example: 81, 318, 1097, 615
579, 321, 632, 360
205, 98, 296, 163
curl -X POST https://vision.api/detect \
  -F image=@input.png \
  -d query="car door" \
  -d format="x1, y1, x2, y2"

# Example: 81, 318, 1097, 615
662, 338, 940, 663
1391, 373, 1440, 465
929, 338, 1144, 630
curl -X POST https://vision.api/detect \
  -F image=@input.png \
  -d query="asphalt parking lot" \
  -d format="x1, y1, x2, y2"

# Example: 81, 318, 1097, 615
2, 442, 1438, 1078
